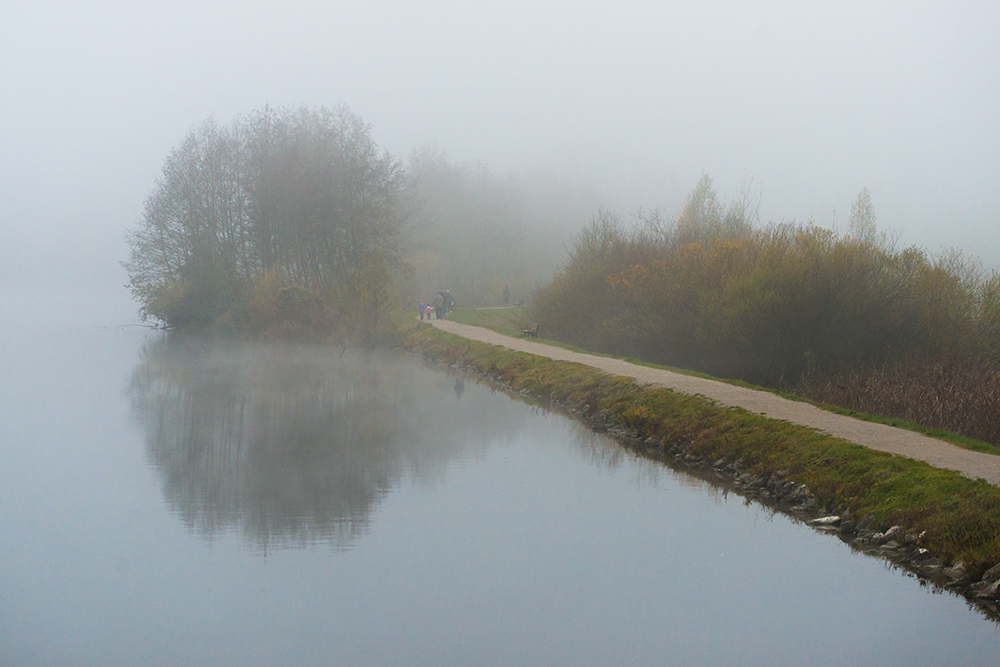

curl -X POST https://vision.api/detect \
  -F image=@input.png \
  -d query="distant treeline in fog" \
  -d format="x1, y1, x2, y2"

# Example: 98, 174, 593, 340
124, 105, 583, 339
123, 105, 1000, 443
406, 147, 585, 310
534, 177, 1000, 444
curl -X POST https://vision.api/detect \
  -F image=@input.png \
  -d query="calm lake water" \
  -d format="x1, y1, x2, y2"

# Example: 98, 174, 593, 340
2, 307, 999, 665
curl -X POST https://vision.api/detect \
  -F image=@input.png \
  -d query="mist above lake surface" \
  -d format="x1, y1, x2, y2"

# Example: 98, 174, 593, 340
3, 4, 999, 660
2, 313, 999, 664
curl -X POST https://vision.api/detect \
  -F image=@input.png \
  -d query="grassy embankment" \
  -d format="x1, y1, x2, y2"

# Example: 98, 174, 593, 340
448, 307, 1000, 457
404, 312, 1000, 569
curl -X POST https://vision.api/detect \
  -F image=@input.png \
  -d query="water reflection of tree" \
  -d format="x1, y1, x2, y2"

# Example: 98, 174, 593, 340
128, 337, 517, 549
568, 420, 731, 500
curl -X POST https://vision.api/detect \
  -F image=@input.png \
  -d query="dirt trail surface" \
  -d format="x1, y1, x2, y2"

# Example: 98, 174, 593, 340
427, 318, 1000, 487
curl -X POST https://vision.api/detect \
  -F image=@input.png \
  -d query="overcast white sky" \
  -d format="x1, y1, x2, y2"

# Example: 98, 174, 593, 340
3, 0, 999, 305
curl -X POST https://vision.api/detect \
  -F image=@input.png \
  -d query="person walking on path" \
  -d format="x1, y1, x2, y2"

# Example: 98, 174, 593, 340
419, 300, 427, 320
432, 292, 445, 320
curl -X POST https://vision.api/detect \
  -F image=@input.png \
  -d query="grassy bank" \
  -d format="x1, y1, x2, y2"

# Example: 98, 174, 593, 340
448, 307, 1000, 457
402, 318, 1000, 576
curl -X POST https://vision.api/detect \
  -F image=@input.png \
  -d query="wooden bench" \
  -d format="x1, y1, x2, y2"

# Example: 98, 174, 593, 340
521, 323, 539, 338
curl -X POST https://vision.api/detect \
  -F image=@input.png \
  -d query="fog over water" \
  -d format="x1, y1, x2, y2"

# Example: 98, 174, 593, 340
5, 6, 1000, 660
3, 0, 999, 317
3, 321, 999, 663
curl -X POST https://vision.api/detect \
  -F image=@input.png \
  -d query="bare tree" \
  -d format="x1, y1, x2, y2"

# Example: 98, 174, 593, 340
848, 187, 878, 244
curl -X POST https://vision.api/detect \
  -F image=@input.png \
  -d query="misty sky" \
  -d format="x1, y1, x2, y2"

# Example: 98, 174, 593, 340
3, 0, 999, 307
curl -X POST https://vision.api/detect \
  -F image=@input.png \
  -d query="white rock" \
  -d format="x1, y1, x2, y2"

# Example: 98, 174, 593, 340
808, 516, 841, 526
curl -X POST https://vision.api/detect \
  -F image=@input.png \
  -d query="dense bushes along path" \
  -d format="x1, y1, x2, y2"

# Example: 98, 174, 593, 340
426, 318, 1000, 487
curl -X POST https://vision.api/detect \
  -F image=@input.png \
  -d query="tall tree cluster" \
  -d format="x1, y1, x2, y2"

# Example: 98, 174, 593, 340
125, 106, 404, 333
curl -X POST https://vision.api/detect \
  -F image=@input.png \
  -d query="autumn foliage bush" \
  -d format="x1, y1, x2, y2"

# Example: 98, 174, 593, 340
533, 179, 1000, 443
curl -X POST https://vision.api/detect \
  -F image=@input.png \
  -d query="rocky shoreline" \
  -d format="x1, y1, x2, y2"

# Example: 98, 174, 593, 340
421, 351, 1000, 624
617, 429, 1000, 622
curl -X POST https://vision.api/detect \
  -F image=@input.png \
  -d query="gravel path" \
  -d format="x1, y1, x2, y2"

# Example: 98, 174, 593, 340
427, 318, 1000, 487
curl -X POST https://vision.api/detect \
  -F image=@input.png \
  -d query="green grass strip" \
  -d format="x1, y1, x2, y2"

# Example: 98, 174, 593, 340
446, 308, 1000, 457
403, 319, 1000, 567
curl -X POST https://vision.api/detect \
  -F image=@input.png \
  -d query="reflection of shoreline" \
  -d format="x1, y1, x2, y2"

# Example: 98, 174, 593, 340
127, 338, 524, 550
561, 404, 1000, 626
